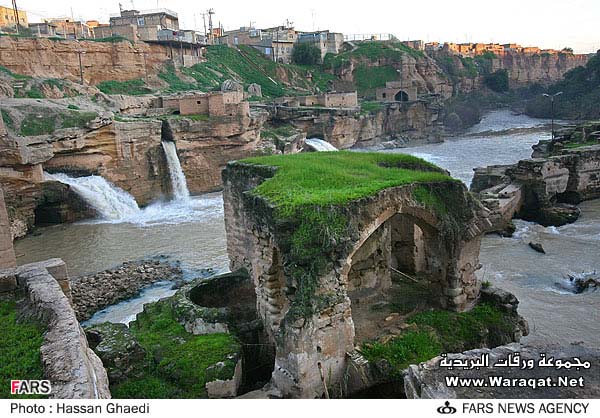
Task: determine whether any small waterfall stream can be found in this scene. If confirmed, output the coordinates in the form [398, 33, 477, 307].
[161, 141, 190, 200]
[304, 138, 338, 152]
[45, 172, 140, 220]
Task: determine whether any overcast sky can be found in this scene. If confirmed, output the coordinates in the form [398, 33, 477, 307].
[7, 0, 600, 53]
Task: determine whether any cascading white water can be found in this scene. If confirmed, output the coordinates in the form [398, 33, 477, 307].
[304, 138, 338, 152]
[161, 141, 190, 200]
[45, 172, 140, 220]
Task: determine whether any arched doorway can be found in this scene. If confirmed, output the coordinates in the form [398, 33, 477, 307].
[345, 211, 443, 343]
[394, 90, 409, 102]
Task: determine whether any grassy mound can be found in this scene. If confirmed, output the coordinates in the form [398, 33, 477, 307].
[111, 300, 240, 399]
[242, 151, 451, 215]
[0, 301, 45, 399]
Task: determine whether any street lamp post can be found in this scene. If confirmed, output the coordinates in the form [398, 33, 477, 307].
[543, 92, 563, 139]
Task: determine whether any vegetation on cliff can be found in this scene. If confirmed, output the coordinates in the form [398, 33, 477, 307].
[525, 52, 600, 120]
[0, 301, 45, 398]
[360, 303, 516, 375]
[109, 299, 240, 398]
[180, 45, 336, 97]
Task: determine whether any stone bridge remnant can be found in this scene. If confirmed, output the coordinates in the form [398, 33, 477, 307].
[222, 152, 492, 397]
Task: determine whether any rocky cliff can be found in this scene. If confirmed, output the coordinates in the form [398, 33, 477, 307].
[164, 111, 268, 194]
[0, 37, 172, 85]
[264, 102, 443, 150]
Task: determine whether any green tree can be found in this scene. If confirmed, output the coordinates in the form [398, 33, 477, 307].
[484, 69, 509, 92]
[292, 43, 322, 65]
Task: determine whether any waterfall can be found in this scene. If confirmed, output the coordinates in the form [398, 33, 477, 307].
[45, 172, 140, 220]
[161, 141, 190, 200]
[304, 138, 338, 152]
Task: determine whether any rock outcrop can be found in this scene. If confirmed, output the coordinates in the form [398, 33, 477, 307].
[164, 110, 268, 194]
[472, 141, 600, 229]
[263, 102, 442, 150]
[404, 342, 600, 398]
[71, 259, 183, 321]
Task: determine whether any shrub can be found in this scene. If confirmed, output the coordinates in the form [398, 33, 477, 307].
[96, 79, 153, 96]
[484, 69, 509, 93]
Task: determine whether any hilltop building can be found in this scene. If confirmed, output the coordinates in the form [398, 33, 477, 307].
[158, 91, 249, 118]
[0, 5, 28, 31]
[376, 81, 418, 102]
[93, 8, 180, 42]
[45, 18, 93, 39]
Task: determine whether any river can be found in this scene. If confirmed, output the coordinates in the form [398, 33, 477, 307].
[15, 110, 600, 343]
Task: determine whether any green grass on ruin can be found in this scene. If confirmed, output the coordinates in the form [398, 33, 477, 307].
[239, 151, 458, 319]
[360, 303, 514, 376]
[242, 151, 452, 216]
[111, 299, 240, 399]
[0, 301, 46, 399]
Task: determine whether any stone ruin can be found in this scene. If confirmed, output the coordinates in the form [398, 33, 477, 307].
[222, 159, 494, 398]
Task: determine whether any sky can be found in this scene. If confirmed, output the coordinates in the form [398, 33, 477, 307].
[6, 0, 600, 53]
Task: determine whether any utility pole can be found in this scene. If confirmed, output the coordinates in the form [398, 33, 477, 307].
[207, 8, 215, 45]
[77, 50, 86, 84]
[11, 0, 19, 34]
[543, 92, 563, 139]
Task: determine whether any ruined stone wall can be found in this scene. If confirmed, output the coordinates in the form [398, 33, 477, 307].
[1, 259, 110, 398]
[0, 186, 16, 269]
[222, 162, 493, 398]
[473, 145, 600, 228]
[0, 37, 173, 84]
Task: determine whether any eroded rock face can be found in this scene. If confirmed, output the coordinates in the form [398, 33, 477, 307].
[265, 102, 442, 150]
[165, 111, 268, 194]
[1, 118, 169, 236]
[404, 343, 600, 398]
[0, 37, 173, 85]
[222, 160, 493, 398]
[0, 187, 16, 269]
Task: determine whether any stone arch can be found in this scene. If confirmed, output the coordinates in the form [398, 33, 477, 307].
[394, 90, 409, 102]
[340, 205, 449, 342]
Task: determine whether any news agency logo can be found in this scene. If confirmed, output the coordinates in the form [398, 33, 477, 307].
[10, 380, 51, 396]
[437, 401, 457, 415]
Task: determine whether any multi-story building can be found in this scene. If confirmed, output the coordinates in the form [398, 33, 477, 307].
[29, 22, 58, 37]
[297, 31, 344, 60]
[100, 8, 179, 42]
[48, 18, 93, 39]
[0, 5, 28, 31]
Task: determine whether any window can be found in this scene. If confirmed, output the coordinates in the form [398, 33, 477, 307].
[137, 17, 145, 26]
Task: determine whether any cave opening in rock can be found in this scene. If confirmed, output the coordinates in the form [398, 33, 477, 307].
[346, 212, 441, 344]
